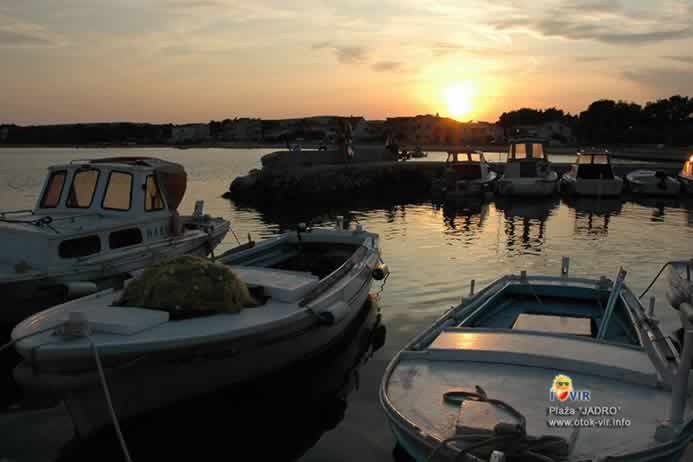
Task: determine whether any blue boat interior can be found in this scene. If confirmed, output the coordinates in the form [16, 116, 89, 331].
[459, 283, 640, 346]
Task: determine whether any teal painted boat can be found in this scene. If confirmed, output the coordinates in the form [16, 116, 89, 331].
[381, 260, 693, 461]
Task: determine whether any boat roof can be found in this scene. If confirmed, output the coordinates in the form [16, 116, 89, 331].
[48, 157, 184, 172]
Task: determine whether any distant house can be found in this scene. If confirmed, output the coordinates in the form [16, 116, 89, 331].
[386, 114, 465, 145]
[170, 124, 211, 144]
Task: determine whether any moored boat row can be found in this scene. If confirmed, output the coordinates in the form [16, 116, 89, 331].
[432, 140, 693, 202]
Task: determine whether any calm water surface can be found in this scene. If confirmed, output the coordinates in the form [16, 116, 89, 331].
[1, 148, 692, 461]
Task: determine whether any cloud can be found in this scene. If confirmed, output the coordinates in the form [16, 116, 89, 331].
[167, 0, 223, 7]
[372, 60, 401, 72]
[574, 56, 609, 62]
[429, 41, 512, 58]
[312, 41, 368, 64]
[622, 67, 693, 95]
[0, 18, 62, 47]
[489, 0, 693, 45]
[664, 55, 693, 65]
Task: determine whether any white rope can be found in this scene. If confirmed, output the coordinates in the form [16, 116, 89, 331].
[89, 337, 133, 462]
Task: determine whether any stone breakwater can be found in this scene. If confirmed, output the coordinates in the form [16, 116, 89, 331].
[225, 162, 446, 204]
[224, 160, 680, 204]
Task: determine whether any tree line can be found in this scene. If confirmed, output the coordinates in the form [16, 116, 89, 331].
[497, 95, 693, 146]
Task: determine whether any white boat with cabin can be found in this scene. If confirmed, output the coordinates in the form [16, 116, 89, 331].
[496, 138, 558, 196]
[11, 220, 387, 438]
[0, 157, 230, 319]
[432, 151, 497, 201]
[679, 155, 693, 194]
[560, 150, 624, 197]
[626, 169, 682, 196]
[381, 261, 693, 461]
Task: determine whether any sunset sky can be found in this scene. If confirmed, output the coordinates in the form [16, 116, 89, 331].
[1, 0, 692, 125]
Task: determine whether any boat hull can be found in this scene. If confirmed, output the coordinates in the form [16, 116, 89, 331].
[15, 279, 373, 438]
[626, 173, 681, 196]
[496, 177, 557, 196]
[560, 176, 623, 197]
[1, 222, 228, 321]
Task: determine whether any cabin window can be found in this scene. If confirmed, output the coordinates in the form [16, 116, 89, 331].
[592, 155, 608, 165]
[470, 153, 481, 162]
[684, 161, 692, 177]
[578, 155, 592, 165]
[58, 235, 101, 258]
[40, 170, 67, 208]
[145, 175, 164, 211]
[514, 144, 527, 160]
[109, 228, 143, 249]
[531, 144, 544, 158]
[102, 171, 133, 211]
[66, 169, 100, 208]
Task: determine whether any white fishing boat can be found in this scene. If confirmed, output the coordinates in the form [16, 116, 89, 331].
[560, 150, 623, 197]
[679, 155, 693, 194]
[432, 151, 497, 201]
[381, 260, 693, 461]
[11, 219, 387, 438]
[626, 169, 681, 196]
[0, 157, 230, 319]
[496, 138, 558, 196]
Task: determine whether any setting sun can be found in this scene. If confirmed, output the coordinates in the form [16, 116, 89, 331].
[445, 82, 475, 119]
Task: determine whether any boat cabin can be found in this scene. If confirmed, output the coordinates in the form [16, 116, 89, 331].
[444, 151, 489, 181]
[504, 138, 552, 179]
[570, 151, 616, 179]
[507, 138, 547, 162]
[0, 157, 188, 274]
[34, 157, 185, 218]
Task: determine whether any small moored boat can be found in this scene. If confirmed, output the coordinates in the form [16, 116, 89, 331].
[626, 169, 681, 196]
[496, 138, 558, 196]
[560, 150, 623, 197]
[12, 220, 387, 438]
[678, 155, 693, 193]
[0, 157, 229, 319]
[432, 151, 497, 201]
[381, 261, 693, 461]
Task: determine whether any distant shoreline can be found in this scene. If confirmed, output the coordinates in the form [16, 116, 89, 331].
[0, 143, 689, 161]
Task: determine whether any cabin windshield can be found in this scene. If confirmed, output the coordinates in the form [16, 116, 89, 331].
[145, 175, 165, 211]
[531, 143, 545, 159]
[513, 144, 527, 160]
[102, 171, 133, 211]
[40, 170, 66, 208]
[66, 169, 100, 208]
